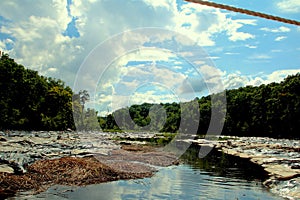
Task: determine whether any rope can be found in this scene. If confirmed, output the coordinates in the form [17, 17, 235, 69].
[185, 0, 300, 26]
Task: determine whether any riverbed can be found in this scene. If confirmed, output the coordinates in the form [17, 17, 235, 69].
[1, 131, 298, 199]
[10, 144, 283, 200]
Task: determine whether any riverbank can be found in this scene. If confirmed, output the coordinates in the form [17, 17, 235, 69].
[189, 136, 300, 200]
[0, 131, 177, 199]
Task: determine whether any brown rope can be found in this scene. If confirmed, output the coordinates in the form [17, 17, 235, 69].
[185, 0, 300, 26]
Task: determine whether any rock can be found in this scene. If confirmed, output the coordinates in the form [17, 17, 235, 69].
[190, 136, 300, 200]
[291, 163, 300, 169]
[1, 131, 298, 200]
[0, 164, 14, 173]
[264, 164, 299, 179]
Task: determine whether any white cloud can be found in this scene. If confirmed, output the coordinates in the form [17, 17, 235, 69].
[2, 0, 297, 115]
[275, 36, 287, 41]
[94, 60, 190, 113]
[249, 54, 272, 60]
[47, 67, 58, 72]
[0, 38, 14, 51]
[223, 69, 300, 89]
[271, 49, 282, 53]
[0, 0, 78, 77]
[224, 52, 239, 55]
[265, 69, 300, 83]
[260, 26, 291, 33]
[194, 60, 206, 65]
[117, 48, 174, 66]
[130, 91, 178, 105]
[0, 0, 258, 86]
[95, 66, 300, 114]
[223, 72, 249, 89]
[171, 3, 256, 46]
[222, 19, 256, 42]
[248, 77, 265, 86]
[209, 56, 220, 60]
[143, 0, 175, 10]
[197, 65, 225, 93]
[276, 0, 300, 13]
[245, 44, 257, 49]
[173, 66, 183, 70]
[198, 65, 225, 77]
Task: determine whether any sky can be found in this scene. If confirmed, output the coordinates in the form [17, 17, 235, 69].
[0, 0, 299, 116]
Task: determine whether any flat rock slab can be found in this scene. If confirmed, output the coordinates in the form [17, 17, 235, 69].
[213, 136, 300, 200]
[0, 164, 14, 174]
[263, 164, 300, 179]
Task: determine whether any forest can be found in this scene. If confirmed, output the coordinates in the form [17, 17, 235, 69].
[0, 53, 99, 131]
[100, 73, 300, 139]
[1, 54, 299, 138]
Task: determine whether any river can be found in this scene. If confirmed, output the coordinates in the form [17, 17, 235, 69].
[13, 145, 283, 200]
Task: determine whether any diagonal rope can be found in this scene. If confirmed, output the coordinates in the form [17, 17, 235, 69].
[185, 0, 300, 26]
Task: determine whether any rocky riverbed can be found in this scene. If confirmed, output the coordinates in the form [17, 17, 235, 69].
[0, 131, 177, 198]
[189, 136, 300, 200]
[0, 131, 299, 200]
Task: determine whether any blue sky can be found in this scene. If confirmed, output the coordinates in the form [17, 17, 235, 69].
[0, 0, 299, 116]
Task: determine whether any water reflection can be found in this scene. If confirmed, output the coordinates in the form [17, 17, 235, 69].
[15, 145, 283, 200]
[180, 144, 269, 181]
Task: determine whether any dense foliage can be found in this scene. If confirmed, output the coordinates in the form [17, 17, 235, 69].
[100, 73, 300, 139]
[224, 74, 300, 138]
[0, 54, 76, 130]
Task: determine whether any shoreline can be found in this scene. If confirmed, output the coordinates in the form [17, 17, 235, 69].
[0, 131, 299, 199]
[190, 136, 300, 200]
[0, 130, 178, 199]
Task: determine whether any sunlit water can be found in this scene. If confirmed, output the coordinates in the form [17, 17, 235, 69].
[16, 164, 282, 200]
[13, 145, 283, 200]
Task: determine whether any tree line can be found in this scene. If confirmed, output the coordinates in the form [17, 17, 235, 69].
[100, 73, 300, 139]
[0, 54, 98, 131]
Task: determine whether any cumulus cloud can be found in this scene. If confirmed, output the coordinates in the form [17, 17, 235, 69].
[223, 71, 249, 89]
[223, 69, 300, 89]
[169, 2, 256, 46]
[0, 0, 80, 79]
[276, 0, 300, 13]
[265, 69, 300, 83]
[0, 0, 257, 85]
[3, 0, 297, 115]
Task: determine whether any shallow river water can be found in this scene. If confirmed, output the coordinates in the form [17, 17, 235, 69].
[13, 145, 284, 200]
[23, 165, 281, 200]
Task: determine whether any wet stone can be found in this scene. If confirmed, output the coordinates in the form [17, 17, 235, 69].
[0, 164, 14, 174]
[210, 136, 300, 200]
[291, 162, 300, 169]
